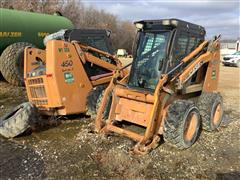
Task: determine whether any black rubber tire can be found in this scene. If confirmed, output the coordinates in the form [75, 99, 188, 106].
[163, 100, 201, 149]
[0, 102, 38, 138]
[96, 90, 112, 120]
[86, 85, 106, 117]
[0, 42, 35, 86]
[197, 92, 223, 131]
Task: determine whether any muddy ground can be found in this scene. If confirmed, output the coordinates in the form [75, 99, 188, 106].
[0, 65, 239, 179]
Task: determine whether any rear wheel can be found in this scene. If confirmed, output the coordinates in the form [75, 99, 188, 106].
[163, 100, 201, 149]
[197, 92, 223, 131]
[0, 42, 35, 86]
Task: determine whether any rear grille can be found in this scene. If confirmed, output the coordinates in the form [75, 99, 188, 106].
[30, 86, 46, 98]
[28, 78, 44, 85]
[27, 77, 48, 106]
[32, 99, 48, 106]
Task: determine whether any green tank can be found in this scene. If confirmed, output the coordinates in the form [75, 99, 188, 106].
[0, 8, 74, 86]
[0, 8, 74, 52]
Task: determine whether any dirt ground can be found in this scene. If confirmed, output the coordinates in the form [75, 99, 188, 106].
[0, 65, 239, 179]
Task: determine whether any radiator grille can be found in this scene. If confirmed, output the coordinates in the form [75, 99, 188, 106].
[28, 78, 44, 85]
[27, 77, 48, 106]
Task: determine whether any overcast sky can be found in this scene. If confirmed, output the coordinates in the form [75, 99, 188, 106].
[82, 0, 239, 40]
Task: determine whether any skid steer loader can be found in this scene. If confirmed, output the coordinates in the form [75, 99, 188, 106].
[0, 29, 126, 138]
[24, 29, 126, 116]
[95, 19, 223, 154]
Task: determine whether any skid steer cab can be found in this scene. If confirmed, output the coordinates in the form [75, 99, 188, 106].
[24, 29, 126, 116]
[96, 19, 223, 154]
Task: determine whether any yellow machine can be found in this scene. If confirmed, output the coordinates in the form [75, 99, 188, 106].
[95, 19, 223, 154]
[24, 29, 125, 116]
[0, 29, 128, 138]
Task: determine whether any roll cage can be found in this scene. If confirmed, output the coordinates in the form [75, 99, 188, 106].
[129, 19, 206, 91]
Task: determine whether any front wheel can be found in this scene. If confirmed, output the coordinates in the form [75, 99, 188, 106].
[163, 100, 201, 149]
[86, 85, 106, 117]
[96, 90, 112, 121]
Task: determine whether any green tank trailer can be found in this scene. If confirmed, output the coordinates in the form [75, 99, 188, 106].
[0, 8, 74, 86]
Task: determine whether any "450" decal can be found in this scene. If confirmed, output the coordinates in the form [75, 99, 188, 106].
[61, 60, 73, 67]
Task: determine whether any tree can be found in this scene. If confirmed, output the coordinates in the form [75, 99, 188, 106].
[0, 0, 135, 53]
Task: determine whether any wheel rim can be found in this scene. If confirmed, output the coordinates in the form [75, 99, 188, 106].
[213, 103, 222, 126]
[184, 112, 198, 142]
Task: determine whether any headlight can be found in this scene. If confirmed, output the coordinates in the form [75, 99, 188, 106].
[162, 20, 170, 25]
[135, 23, 144, 29]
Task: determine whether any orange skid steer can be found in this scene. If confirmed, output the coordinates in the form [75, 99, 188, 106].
[24, 29, 125, 116]
[0, 29, 126, 138]
[24, 40, 122, 116]
[95, 19, 224, 154]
